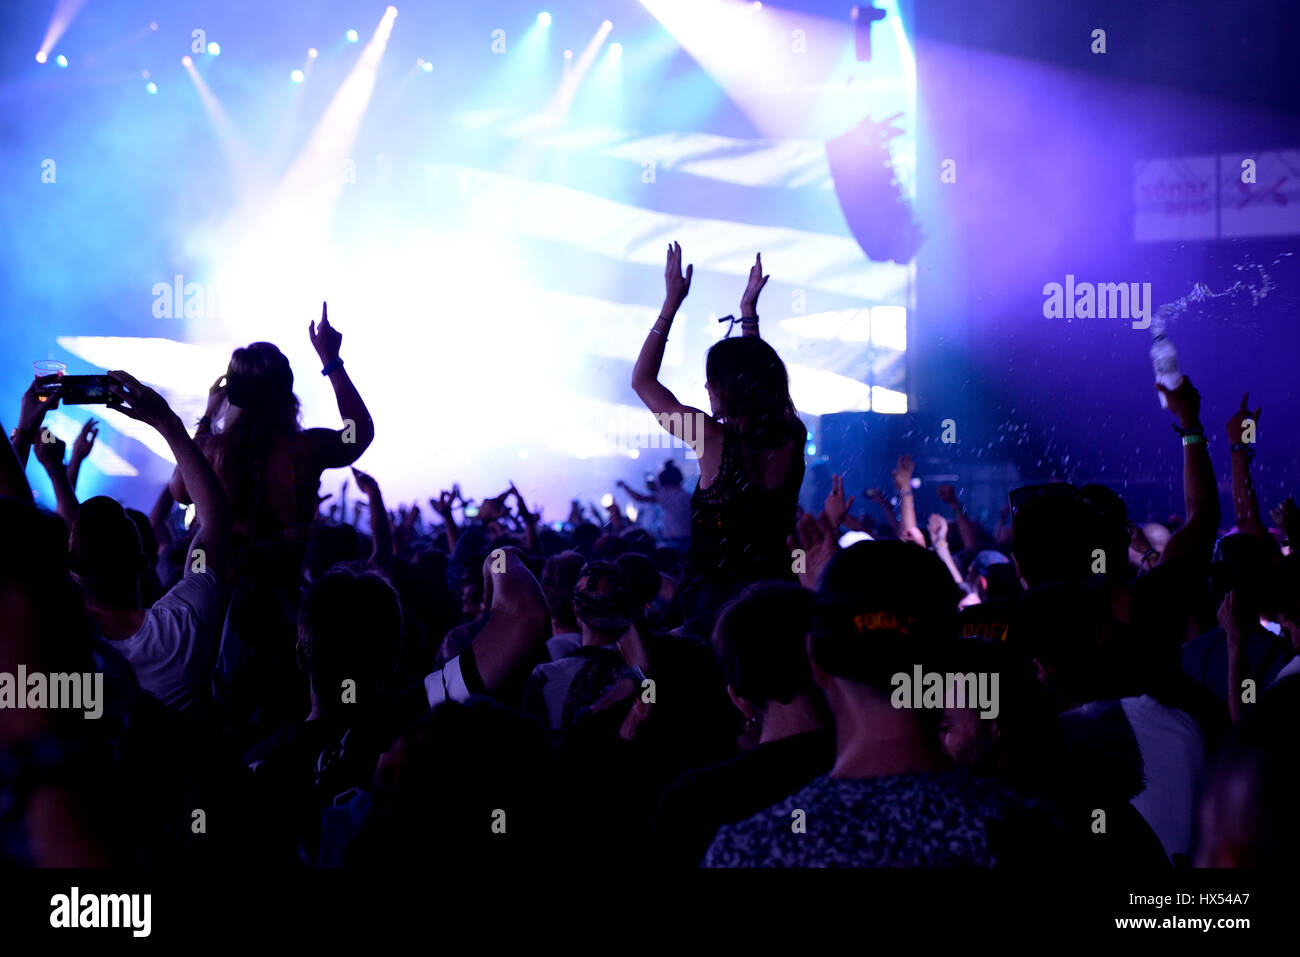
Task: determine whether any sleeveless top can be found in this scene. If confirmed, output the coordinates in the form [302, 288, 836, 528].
[690, 425, 804, 585]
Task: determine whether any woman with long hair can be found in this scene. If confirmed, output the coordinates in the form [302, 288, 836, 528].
[171, 302, 374, 547]
[632, 244, 805, 635]
[170, 302, 374, 734]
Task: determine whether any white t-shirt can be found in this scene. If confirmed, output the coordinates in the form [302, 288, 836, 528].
[112, 570, 224, 712]
[1120, 694, 1207, 863]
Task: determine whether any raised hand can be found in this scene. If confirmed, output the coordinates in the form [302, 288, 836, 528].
[509, 483, 535, 522]
[19, 377, 58, 434]
[105, 371, 176, 430]
[892, 453, 916, 493]
[204, 375, 228, 418]
[789, 510, 839, 591]
[740, 252, 769, 315]
[70, 418, 99, 463]
[33, 429, 66, 472]
[1225, 391, 1261, 444]
[432, 490, 456, 518]
[937, 483, 960, 507]
[351, 467, 380, 498]
[478, 491, 510, 524]
[824, 473, 855, 530]
[664, 241, 693, 311]
[1156, 376, 1202, 431]
[309, 301, 343, 365]
[928, 513, 949, 548]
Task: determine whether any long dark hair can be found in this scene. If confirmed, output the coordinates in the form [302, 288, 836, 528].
[705, 336, 802, 450]
[207, 342, 301, 527]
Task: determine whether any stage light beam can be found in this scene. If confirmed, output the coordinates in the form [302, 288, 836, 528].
[545, 20, 613, 123]
[35, 0, 87, 68]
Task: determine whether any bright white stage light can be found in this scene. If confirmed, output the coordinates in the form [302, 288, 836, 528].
[538, 11, 551, 26]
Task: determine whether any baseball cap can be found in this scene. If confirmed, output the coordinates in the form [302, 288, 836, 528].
[811, 540, 957, 688]
[573, 561, 632, 632]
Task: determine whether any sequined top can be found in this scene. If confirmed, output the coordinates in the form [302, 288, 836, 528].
[689, 425, 803, 585]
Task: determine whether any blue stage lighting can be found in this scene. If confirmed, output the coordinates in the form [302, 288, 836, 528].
[290, 69, 305, 83]
[146, 81, 157, 94]
[538, 12, 551, 26]
[207, 41, 221, 55]
[346, 29, 359, 43]
[56, 54, 68, 67]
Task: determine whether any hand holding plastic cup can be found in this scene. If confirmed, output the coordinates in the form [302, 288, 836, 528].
[33, 360, 66, 403]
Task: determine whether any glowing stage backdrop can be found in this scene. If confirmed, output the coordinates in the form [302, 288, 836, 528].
[1, 0, 915, 515]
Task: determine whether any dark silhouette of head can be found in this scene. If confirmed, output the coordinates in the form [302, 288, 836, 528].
[704, 336, 801, 448]
[541, 550, 585, 632]
[713, 581, 816, 709]
[297, 563, 402, 713]
[208, 342, 301, 521]
[68, 495, 148, 608]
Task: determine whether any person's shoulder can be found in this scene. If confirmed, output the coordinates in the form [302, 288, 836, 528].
[152, 568, 221, 611]
[702, 783, 814, 868]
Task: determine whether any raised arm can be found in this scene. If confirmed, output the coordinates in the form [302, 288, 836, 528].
[864, 487, 901, 538]
[351, 468, 392, 571]
[893, 454, 924, 546]
[431, 490, 460, 551]
[466, 546, 550, 692]
[938, 483, 984, 554]
[1226, 392, 1268, 540]
[509, 483, 540, 554]
[107, 371, 232, 579]
[305, 302, 375, 470]
[65, 417, 98, 494]
[739, 252, 768, 338]
[631, 242, 722, 454]
[616, 480, 657, 505]
[824, 473, 855, 532]
[149, 482, 176, 550]
[929, 513, 964, 585]
[33, 430, 78, 524]
[11, 376, 58, 471]
[168, 377, 226, 505]
[1157, 378, 1220, 566]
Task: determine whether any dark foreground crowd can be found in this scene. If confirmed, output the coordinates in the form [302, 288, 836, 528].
[2, 246, 1297, 869]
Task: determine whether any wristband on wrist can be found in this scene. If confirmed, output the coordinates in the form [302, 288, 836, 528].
[1181, 433, 1206, 446]
[321, 357, 344, 376]
[1229, 442, 1255, 457]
